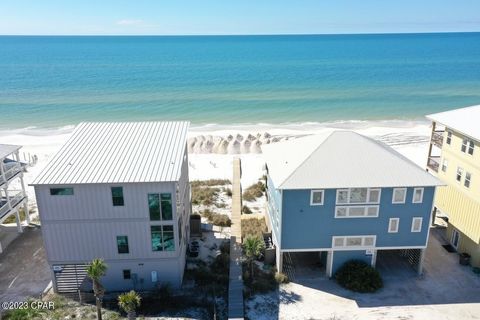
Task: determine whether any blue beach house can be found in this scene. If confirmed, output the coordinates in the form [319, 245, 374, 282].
[262, 131, 442, 278]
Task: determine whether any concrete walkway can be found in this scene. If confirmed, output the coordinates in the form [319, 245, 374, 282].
[228, 158, 244, 319]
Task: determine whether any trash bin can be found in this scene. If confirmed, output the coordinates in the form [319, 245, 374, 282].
[459, 253, 471, 265]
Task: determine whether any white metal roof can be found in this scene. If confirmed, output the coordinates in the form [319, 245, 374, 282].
[32, 121, 189, 185]
[0, 144, 21, 160]
[426, 105, 480, 141]
[262, 131, 442, 190]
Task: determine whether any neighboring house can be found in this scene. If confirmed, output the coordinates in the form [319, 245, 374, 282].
[426, 105, 480, 267]
[0, 144, 30, 253]
[31, 122, 191, 293]
[262, 131, 441, 277]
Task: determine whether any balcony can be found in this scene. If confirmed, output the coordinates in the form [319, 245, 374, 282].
[427, 156, 441, 173]
[431, 131, 444, 148]
[1, 160, 23, 186]
[0, 191, 26, 220]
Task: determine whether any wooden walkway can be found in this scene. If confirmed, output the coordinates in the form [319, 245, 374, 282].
[228, 158, 244, 319]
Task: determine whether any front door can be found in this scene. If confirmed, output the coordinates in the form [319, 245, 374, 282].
[451, 229, 460, 249]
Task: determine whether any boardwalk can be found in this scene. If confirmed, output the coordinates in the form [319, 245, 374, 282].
[228, 158, 244, 319]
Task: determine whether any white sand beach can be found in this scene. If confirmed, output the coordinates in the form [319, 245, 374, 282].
[0, 120, 432, 205]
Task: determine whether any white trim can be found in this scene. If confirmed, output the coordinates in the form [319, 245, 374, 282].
[412, 187, 424, 203]
[388, 218, 400, 233]
[280, 245, 427, 252]
[371, 250, 377, 267]
[451, 229, 461, 249]
[336, 188, 382, 205]
[411, 217, 423, 232]
[392, 188, 407, 204]
[310, 189, 324, 206]
[335, 205, 379, 218]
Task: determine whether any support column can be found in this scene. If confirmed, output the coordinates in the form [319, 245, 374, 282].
[276, 247, 283, 273]
[14, 209, 23, 233]
[371, 250, 378, 268]
[431, 207, 437, 226]
[417, 248, 426, 275]
[20, 176, 30, 224]
[326, 251, 334, 278]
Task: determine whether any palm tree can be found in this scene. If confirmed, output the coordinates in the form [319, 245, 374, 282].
[244, 236, 265, 280]
[86, 258, 108, 320]
[118, 290, 141, 320]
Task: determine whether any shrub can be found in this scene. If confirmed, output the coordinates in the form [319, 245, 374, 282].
[241, 217, 267, 239]
[191, 186, 220, 206]
[191, 179, 231, 187]
[243, 181, 266, 201]
[224, 188, 233, 197]
[211, 214, 231, 227]
[242, 205, 252, 214]
[275, 272, 289, 284]
[335, 260, 383, 293]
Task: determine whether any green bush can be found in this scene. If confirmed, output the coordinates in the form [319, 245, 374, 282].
[224, 188, 233, 197]
[335, 260, 383, 293]
[201, 209, 231, 227]
[243, 181, 266, 201]
[191, 186, 220, 206]
[275, 272, 289, 284]
[191, 179, 231, 187]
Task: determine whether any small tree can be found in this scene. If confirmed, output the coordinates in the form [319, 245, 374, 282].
[244, 236, 265, 279]
[118, 290, 141, 320]
[87, 258, 108, 320]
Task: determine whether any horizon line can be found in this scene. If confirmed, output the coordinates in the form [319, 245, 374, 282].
[1, 31, 480, 37]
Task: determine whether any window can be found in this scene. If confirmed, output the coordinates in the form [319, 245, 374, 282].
[456, 167, 463, 183]
[50, 188, 74, 196]
[441, 159, 448, 172]
[411, 217, 423, 232]
[111, 187, 124, 206]
[123, 269, 131, 280]
[446, 131, 452, 145]
[116, 236, 129, 254]
[332, 235, 376, 248]
[392, 188, 407, 204]
[310, 190, 324, 205]
[335, 206, 379, 218]
[413, 188, 424, 203]
[336, 188, 381, 204]
[461, 139, 474, 155]
[388, 218, 399, 233]
[160, 193, 173, 220]
[151, 225, 175, 251]
[465, 172, 472, 188]
[148, 194, 160, 220]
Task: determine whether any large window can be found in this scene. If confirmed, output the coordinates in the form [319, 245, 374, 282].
[310, 190, 324, 205]
[412, 188, 424, 203]
[411, 217, 423, 232]
[111, 187, 124, 206]
[388, 218, 399, 233]
[50, 188, 74, 196]
[335, 206, 379, 218]
[336, 188, 381, 204]
[151, 225, 175, 251]
[332, 235, 376, 249]
[392, 188, 407, 204]
[461, 138, 475, 155]
[116, 236, 129, 254]
[148, 193, 173, 220]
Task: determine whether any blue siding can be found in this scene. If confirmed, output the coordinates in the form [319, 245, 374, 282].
[332, 250, 373, 275]
[280, 186, 435, 250]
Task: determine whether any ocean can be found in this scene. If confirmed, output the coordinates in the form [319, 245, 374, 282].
[1, 33, 480, 130]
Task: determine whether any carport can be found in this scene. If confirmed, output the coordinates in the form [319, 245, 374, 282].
[374, 248, 426, 276]
[281, 251, 331, 281]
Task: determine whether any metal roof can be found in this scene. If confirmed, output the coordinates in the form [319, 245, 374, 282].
[262, 131, 442, 190]
[0, 144, 21, 160]
[426, 105, 480, 141]
[32, 121, 189, 185]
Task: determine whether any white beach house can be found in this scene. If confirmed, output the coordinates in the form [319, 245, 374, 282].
[31, 122, 191, 293]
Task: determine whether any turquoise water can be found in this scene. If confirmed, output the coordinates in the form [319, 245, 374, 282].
[1, 33, 480, 129]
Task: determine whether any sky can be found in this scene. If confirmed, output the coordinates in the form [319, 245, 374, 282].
[0, 0, 480, 35]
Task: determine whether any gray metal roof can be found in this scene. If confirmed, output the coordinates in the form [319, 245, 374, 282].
[426, 105, 480, 141]
[262, 131, 442, 190]
[0, 144, 21, 160]
[32, 121, 189, 185]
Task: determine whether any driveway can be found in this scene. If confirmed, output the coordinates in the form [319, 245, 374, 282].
[0, 225, 51, 304]
[246, 227, 480, 320]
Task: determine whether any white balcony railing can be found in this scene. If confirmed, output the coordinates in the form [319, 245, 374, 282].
[1, 161, 22, 184]
[0, 191, 26, 218]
